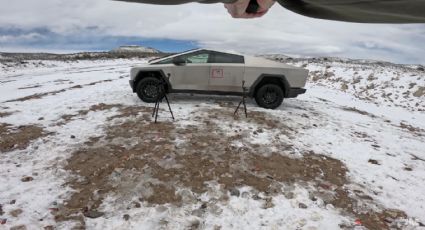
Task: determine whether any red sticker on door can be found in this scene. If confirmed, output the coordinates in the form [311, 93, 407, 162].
[211, 68, 224, 78]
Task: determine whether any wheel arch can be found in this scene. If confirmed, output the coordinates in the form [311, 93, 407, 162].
[249, 74, 291, 98]
[133, 69, 171, 93]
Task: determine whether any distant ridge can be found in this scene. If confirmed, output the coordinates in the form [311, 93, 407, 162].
[111, 45, 160, 54]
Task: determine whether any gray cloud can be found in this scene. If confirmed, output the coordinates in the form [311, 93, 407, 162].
[0, 0, 424, 64]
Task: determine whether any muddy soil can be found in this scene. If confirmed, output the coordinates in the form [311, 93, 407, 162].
[0, 123, 47, 152]
[58, 104, 409, 230]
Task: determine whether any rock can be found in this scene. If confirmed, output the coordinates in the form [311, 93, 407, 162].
[0, 218, 6, 225]
[263, 197, 274, 209]
[10, 200, 16, 204]
[284, 191, 294, 199]
[190, 219, 200, 229]
[341, 83, 349, 91]
[298, 203, 308, 209]
[252, 194, 261, 200]
[413, 87, 425, 97]
[10, 225, 27, 230]
[229, 188, 240, 197]
[70, 135, 76, 139]
[0, 204, 3, 216]
[191, 208, 204, 217]
[123, 214, 130, 221]
[83, 210, 104, 219]
[368, 159, 380, 165]
[200, 203, 207, 209]
[10, 209, 23, 217]
[44, 226, 54, 230]
[241, 192, 250, 199]
[21, 176, 34, 182]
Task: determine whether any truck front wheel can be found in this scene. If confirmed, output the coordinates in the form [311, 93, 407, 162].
[255, 84, 284, 109]
[136, 77, 161, 103]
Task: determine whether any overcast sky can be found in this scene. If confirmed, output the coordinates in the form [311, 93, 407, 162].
[0, 0, 424, 64]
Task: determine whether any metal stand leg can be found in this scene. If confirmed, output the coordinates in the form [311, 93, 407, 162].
[234, 81, 248, 118]
[152, 80, 174, 123]
[164, 94, 175, 120]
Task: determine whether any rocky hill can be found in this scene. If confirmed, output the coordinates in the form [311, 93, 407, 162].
[261, 54, 425, 112]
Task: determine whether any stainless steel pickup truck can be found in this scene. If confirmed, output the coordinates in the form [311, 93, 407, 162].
[129, 49, 308, 109]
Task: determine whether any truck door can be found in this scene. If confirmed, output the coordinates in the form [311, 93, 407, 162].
[170, 51, 211, 91]
[208, 51, 245, 93]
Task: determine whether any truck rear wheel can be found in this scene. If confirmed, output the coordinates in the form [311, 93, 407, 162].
[255, 84, 284, 109]
[136, 77, 161, 103]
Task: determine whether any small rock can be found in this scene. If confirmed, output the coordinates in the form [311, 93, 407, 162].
[44, 226, 54, 230]
[404, 167, 413, 171]
[70, 135, 76, 139]
[190, 219, 200, 229]
[0, 218, 6, 225]
[10, 200, 16, 204]
[229, 188, 240, 197]
[83, 210, 104, 219]
[298, 203, 308, 209]
[263, 197, 274, 209]
[200, 203, 207, 209]
[385, 209, 400, 219]
[123, 214, 130, 221]
[21, 176, 34, 182]
[38, 117, 44, 121]
[241, 192, 250, 199]
[10, 209, 23, 217]
[0, 204, 3, 215]
[284, 191, 294, 199]
[132, 201, 141, 208]
[252, 194, 261, 200]
[368, 159, 380, 165]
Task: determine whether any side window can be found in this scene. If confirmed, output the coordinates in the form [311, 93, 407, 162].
[210, 52, 244, 64]
[154, 58, 173, 64]
[186, 53, 210, 64]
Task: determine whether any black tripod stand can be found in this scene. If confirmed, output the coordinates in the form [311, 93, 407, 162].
[152, 78, 174, 123]
[234, 80, 248, 118]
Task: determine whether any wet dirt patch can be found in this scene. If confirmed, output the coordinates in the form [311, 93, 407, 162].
[58, 105, 410, 230]
[57, 103, 124, 126]
[0, 123, 47, 152]
[398, 122, 424, 137]
[17, 85, 42, 90]
[0, 111, 13, 118]
[342, 107, 376, 118]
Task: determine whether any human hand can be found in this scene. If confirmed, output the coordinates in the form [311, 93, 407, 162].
[224, 0, 276, 18]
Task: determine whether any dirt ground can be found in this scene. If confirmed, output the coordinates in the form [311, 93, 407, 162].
[49, 103, 409, 230]
[0, 123, 47, 153]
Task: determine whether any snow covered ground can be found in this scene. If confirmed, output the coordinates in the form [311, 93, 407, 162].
[0, 58, 424, 230]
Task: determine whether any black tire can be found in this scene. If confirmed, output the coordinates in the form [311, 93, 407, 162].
[255, 84, 284, 109]
[136, 77, 161, 103]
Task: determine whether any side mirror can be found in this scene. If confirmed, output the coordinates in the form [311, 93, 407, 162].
[173, 57, 185, 66]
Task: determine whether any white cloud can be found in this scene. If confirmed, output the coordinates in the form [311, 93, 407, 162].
[0, 0, 424, 64]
